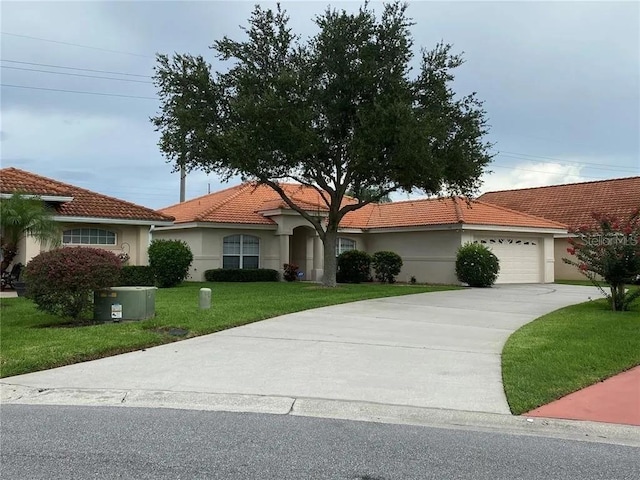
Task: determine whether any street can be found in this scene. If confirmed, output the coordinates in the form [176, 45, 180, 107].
[1, 405, 637, 480]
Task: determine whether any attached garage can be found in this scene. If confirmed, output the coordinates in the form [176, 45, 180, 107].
[473, 236, 543, 284]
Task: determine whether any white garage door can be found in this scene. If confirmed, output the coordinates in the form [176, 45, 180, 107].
[473, 236, 542, 284]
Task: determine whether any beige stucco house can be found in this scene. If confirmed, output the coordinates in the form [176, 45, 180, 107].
[0, 168, 174, 266]
[154, 183, 566, 284]
[479, 176, 640, 281]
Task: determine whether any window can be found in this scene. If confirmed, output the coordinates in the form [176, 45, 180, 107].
[223, 234, 260, 269]
[335, 237, 356, 256]
[62, 228, 116, 245]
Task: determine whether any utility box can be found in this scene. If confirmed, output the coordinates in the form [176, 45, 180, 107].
[94, 286, 156, 321]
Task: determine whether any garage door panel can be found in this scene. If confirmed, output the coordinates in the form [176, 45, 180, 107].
[473, 236, 542, 284]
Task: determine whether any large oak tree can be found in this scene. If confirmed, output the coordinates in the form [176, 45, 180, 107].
[152, 2, 493, 286]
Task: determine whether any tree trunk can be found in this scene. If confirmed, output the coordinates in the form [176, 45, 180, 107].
[609, 283, 626, 311]
[322, 229, 337, 287]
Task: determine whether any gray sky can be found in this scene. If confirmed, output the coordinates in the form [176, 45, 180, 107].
[1, 0, 638, 209]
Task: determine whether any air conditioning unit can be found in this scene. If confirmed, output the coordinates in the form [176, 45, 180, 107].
[94, 286, 156, 322]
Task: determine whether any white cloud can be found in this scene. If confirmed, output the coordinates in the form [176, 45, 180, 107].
[479, 162, 589, 194]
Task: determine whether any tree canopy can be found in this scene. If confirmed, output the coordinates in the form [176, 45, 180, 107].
[563, 210, 640, 311]
[152, 2, 493, 286]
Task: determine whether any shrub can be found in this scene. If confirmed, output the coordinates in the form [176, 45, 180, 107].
[283, 263, 299, 282]
[337, 250, 372, 283]
[23, 247, 122, 321]
[148, 239, 193, 288]
[455, 242, 500, 287]
[563, 210, 640, 311]
[120, 265, 155, 286]
[204, 268, 279, 282]
[372, 251, 403, 283]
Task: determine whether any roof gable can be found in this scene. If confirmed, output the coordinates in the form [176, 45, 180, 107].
[479, 177, 640, 230]
[0, 167, 174, 223]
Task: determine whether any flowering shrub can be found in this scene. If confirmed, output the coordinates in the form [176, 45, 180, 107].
[372, 251, 403, 283]
[148, 239, 193, 288]
[283, 263, 300, 282]
[563, 210, 640, 311]
[455, 243, 500, 287]
[24, 247, 122, 321]
[337, 250, 372, 283]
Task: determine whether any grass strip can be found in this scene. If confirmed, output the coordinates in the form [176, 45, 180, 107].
[502, 298, 640, 415]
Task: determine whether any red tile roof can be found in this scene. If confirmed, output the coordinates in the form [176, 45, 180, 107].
[342, 197, 565, 229]
[0, 167, 174, 223]
[479, 177, 640, 230]
[161, 183, 341, 225]
[161, 182, 565, 230]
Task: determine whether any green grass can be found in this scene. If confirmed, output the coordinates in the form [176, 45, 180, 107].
[502, 299, 640, 415]
[0, 282, 458, 378]
[554, 279, 611, 287]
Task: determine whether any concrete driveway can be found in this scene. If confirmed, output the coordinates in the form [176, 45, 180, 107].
[2, 284, 600, 416]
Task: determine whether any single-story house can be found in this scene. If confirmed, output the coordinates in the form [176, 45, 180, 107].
[154, 183, 566, 284]
[479, 176, 640, 280]
[0, 167, 174, 266]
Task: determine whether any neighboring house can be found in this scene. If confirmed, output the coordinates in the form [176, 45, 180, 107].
[0, 168, 174, 266]
[479, 176, 640, 280]
[155, 183, 566, 284]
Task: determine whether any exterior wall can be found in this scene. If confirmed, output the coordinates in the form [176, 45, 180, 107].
[554, 237, 584, 280]
[16, 223, 151, 266]
[362, 229, 462, 284]
[153, 227, 279, 281]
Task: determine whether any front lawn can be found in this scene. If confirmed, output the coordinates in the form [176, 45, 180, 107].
[0, 282, 457, 378]
[502, 298, 640, 415]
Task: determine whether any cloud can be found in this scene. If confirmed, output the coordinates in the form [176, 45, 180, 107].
[479, 162, 588, 193]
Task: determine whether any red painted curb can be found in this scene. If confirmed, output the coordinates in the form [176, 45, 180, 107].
[525, 366, 640, 426]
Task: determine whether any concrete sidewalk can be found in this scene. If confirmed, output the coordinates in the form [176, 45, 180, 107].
[1, 284, 601, 416]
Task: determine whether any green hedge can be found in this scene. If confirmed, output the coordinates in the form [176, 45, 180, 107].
[119, 265, 156, 286]
[204, 268, 279, 282]
[337, 250, 372, 283]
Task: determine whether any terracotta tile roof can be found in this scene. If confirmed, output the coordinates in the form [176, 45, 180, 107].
[342, 197, 565, 230]
[479, 177, 640, 230]
[0, 167, 174, 223]
[161, 183, 343, 225]
[162, 182, 564, 230]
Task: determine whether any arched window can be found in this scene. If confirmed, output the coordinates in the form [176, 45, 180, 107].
[223, 234, 260, 269]
[62, 228, 116, 245]
[335, 237, 356, 256]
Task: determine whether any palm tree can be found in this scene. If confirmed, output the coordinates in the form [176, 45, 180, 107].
[0, 192, 61, 272]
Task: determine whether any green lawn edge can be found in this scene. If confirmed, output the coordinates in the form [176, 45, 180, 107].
[501, 298, 640, 415]
[1, 282, 459, 378]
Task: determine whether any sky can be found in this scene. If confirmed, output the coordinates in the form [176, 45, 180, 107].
[1, 0, 638, 210]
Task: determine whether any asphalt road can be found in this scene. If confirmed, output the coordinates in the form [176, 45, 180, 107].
[1, 405, 637, 480]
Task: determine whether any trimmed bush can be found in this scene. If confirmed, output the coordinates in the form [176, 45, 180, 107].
[148, 239, 193, 288]
[337, 250, 372, 283]
[372, 251, 403, 283]
[120, 265, 155, 286]
[455, 242, 500, 287]
[204, 268, 279, 282]
[23, 247, 122, 321]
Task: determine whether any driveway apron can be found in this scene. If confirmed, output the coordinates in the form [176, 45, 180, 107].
[1, 285, 599, 414]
